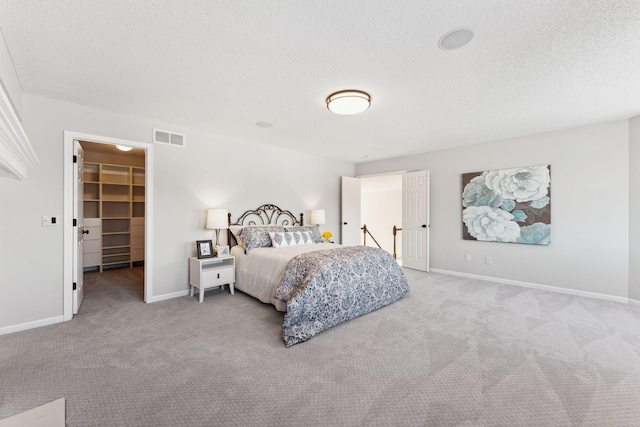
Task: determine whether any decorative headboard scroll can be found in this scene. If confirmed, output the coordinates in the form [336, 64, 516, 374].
[227, 204, 304, 246]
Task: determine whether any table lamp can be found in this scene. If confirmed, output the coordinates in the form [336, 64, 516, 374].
[206, 208, 228, 249]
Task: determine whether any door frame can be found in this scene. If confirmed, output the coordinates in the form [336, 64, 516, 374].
[354, 171, 406, 249]
[356, 170, 429, 269]
[63, 131, 154, 321]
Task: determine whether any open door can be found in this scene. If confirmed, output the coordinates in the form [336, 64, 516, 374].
[341, 176, 361, 246]
[73, 141, 85, 314]
[402, 171, 429, 271]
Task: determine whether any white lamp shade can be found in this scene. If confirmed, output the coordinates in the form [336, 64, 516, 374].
[310, 209, 326, 225]
[206, 208, 228, 229]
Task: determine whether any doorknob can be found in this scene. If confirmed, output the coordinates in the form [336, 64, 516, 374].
[83, 229, 90, 234]
[421, 224, 427, 228]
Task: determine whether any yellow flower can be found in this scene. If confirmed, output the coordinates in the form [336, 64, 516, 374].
[322, 231, 332, 239]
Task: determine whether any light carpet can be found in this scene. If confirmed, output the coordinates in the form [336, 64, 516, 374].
[1, 267, 640, 426]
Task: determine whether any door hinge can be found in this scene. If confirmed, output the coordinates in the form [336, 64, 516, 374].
[73, 218, 77, 227]
[73, 155, 77, 163]
[73, 282, 77, 291]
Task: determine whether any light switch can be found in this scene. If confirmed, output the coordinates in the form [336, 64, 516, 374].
[42, 215, 58, 226]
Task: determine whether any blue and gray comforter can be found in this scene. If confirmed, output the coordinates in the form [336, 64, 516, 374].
[274, 245, 409, 347]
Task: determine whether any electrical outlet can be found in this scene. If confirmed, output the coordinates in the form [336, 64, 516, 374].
[465, 254, 471, 262]
[485, 256, 492, 265]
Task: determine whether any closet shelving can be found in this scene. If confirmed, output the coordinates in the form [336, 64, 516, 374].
[83, 162, 145, 271]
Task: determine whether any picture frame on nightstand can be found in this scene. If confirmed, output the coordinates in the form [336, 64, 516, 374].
[217, 245, 230, 257]
[196, 240, 214, 259]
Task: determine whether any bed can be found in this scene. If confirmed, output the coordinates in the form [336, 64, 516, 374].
[228, 204, 409, 346]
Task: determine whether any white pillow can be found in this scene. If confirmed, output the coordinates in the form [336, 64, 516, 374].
[269, 231, 314, 248]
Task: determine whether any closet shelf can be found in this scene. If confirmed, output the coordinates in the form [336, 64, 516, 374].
[102, 246, 129, 257]
[81, 160, 145, 272]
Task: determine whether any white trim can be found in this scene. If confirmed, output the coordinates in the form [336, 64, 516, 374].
[0, 81, 38, 179]
[430, 268, 629, 304]
[0, 316, 64, 336]
[63, 131, 154, 323]
[356, 170, 407, 178]
[629, 298, 640, 307]
[144, 143, 154, 302]
[63, 135, 72, 320]
[148, 290, 190, 303]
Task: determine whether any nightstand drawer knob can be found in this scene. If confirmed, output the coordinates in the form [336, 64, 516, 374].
[217, 273, 220, 279]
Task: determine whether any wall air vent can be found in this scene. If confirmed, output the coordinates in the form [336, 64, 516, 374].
[153, 128, 185, 148]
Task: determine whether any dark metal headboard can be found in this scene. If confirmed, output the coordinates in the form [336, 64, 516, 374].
[227, 204, 304, 246]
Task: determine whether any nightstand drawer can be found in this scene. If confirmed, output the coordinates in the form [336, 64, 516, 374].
[202, 267, 234, 286]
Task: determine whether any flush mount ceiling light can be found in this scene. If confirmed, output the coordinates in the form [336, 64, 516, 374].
[438, 28, 474, 50]
[115, 145, 133, 152]
[326, 90, 370, 115]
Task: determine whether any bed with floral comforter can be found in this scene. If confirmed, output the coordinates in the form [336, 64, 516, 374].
[274, 245, 409, 347]
[228, 205, 409, 346]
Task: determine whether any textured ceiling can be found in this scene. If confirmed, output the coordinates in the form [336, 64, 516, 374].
[1, 1, 639, 163]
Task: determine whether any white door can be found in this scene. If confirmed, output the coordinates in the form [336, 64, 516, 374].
[341, 176, 361, 246]
[402, 171, 429, 271]
[73, 141, 85, 314]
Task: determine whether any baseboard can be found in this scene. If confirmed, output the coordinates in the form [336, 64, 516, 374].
[0, 315, 64, 336]
[629, 298, 640, 307]
[430, 268, 629, 304]
[148, 289, 190, 303]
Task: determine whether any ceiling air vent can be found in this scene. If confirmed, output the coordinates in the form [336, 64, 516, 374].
[153, 128, 185, 148]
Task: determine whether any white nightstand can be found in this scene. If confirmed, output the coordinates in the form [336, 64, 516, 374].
[189, 256, 235, 302]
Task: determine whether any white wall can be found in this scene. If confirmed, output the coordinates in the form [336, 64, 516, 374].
[0, 93, 353, 330]
[356, 121, 630, 299]
[630, 116, 640, 302]
[361, 190, 402, 258]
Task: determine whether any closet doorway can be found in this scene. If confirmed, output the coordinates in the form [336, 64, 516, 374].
[63, 131, 154, 321]
[80, 141, 146, 274]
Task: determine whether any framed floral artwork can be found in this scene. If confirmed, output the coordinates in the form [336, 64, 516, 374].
[462, 165, 551, 245]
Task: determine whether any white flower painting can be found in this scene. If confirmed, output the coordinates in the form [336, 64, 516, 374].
[462, 165, 551, 245]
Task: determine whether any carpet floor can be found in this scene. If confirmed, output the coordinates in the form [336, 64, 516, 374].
[1, 267, 640, 426]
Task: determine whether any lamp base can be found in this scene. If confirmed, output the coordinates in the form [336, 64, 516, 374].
[214, 229, 221, 256]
